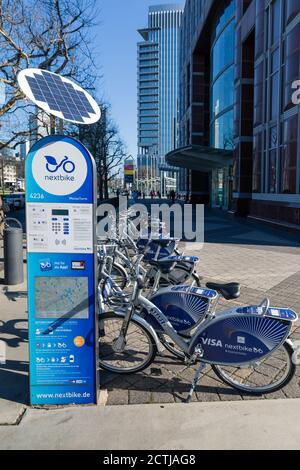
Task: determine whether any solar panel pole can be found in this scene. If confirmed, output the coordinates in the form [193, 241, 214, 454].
[58, 118, 64, 134]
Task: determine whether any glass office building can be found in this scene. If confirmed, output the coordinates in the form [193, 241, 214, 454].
[166, 0, 300, 227]
[137, 4, 183, 195]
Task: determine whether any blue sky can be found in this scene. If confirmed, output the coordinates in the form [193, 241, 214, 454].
[96, 0, 184, 159]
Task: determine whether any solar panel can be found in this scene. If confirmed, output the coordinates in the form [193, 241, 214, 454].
[17, 68, 101, 125]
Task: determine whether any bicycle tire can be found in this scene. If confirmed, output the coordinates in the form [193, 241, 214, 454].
[99, 312, 157, 374]
[110, 263, 129, 290]
[212, 341, 296, 394]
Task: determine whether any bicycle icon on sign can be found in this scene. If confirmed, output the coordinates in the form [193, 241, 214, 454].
[45, 155, 75, 174]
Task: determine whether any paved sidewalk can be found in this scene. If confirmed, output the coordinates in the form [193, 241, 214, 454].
[102, 210, 300, 405]
[1, 398, 300, 450]
[0, 240, 28, 425]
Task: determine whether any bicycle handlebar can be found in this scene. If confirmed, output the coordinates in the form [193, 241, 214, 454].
[259, 298, 270, 316]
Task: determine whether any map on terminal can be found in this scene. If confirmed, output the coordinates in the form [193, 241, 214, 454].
[34, 277, 89, 319]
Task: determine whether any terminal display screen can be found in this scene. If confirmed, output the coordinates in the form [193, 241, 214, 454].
[34, 276, 89, 319]
[52, 209, 69, 216]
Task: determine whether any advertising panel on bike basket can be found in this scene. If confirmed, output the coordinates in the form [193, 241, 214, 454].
[26, 135, 98, 405]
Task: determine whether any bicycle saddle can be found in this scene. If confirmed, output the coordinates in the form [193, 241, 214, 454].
[151, 238, 176, 248]
[206, 282, 241, 300]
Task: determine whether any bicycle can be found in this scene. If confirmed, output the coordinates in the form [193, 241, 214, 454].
[97, 235, 201, 294]
[99, 258, 298, 401]
[97, 207, 201, 290]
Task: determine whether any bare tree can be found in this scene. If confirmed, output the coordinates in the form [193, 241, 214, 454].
[78, 105, 126, 200]
[0, 0, 98, 150]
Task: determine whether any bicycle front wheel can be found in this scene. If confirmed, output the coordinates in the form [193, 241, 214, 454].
[99, 312, 157, 374]
[212, 341, 295, 394]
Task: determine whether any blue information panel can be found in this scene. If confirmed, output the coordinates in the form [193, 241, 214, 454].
[26, 135, 98, 405]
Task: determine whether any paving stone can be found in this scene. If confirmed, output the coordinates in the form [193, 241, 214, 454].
[263, 389, 287, 400]
[174, 387, 198, 404]
[150, 389, 175, 404]
[106, 389, 129, 406]
[128, 375, 169, 392]
[281, 377, 300, 399]
[129, 390, 152, 405]
[195, 376, 223, 402]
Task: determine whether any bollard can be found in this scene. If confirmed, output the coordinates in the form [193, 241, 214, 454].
[3, 218, 24, 285]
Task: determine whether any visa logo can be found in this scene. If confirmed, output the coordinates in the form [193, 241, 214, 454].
[201, 337, 223, 347]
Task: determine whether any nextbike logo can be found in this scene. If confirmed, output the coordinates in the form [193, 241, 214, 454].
[45, 155, 75, 173]
[40, 259, 52, 272]
[32, 141, 87, 196]
[201, 336, 264, 354]
[168, 316, 192, 326]
[44, 156, 76, 182]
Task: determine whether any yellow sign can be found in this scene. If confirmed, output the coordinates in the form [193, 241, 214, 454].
[74, 336, 85, 348]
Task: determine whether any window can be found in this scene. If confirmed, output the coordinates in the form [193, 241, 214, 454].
[139, 88, 159, 95]
[211, 66, 234, 118]
[140, 95, 158, 103]
[270, 71, 279, 120]
[283, 23, 300, 111]
[254, 62, 264, 127]
[280, 115, 297, 194]
[271, 0, 281, 45]
[252, 133, 263, 192]
[285, 0, 300, 25]
[211, 19, 235, 80]
[268, 126, 278, 193]
[139, 102, 159, 110]
[139, 123, 158, 131]
[140, 116, 159, 123]
[187, 63, 190, 108]
[140, 130, 158, 137]
[210, 1, 235, 151]
[211, 111, 234, 150]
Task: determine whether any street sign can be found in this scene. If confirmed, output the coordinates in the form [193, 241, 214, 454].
[124, 158, 135, 185]
[26, 135, 98, 405]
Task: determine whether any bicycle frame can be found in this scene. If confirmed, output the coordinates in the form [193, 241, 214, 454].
[136, 292, 191, 355]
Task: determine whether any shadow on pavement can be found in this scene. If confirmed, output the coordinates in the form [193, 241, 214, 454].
[0, 360, 29, 405]
[1, 287, 27, 301]
[0, 318, 28, 348]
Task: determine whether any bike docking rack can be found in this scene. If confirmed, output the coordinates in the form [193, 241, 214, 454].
[18, 68, 102, 406]
[97, 232, 299, 402]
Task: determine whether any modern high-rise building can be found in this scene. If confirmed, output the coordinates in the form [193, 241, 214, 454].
[137, 4, 183, 195]
[166, 0, 300, 227]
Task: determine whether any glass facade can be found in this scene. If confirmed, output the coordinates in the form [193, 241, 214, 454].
[252, 0, 300, 200]
[177, 0, 300, 224]
[137, 4, 183, 192]
[210, 0, 235, 151]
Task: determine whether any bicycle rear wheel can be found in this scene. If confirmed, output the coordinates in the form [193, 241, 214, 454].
[110, 263, 128, 290]
[99, 312, 157, 374]
[212, 341, 295, 394]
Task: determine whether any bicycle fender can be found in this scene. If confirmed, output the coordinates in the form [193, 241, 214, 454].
[113, 262, 131, 288]
[133, 314, 162, 351]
